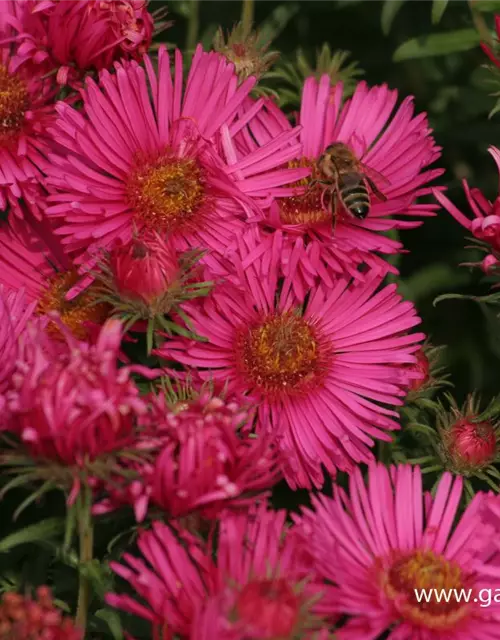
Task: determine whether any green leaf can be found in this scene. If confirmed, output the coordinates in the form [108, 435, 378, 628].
[431, 0, 449, 24]
[393, 29, 481, 61]
[95, 609, 124, 640]
[403, 264, 470, 302]
[381, 0, 406, 35]
[473, 0, 500, 12]
[0, 518, 65, 553]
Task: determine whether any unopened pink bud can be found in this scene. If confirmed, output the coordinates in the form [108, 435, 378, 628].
[110, 235, 180, 305]
[448, 418, 497, 467]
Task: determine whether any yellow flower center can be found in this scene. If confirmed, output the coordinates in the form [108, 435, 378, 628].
[279, 158, 331, 226]
[127, 152, 206, 233]
[236, 311, 325, 397]
[381, 549, 471, 631]
[0, 64, 29, 145]
[37, 270, 110, 340]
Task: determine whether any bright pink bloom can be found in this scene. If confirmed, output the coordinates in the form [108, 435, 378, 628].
[4, 318, 148, 465]
[0, 218, 109, 338]
[109, 234, 180, 305]
[0, 44, 57, 219]
[157, 230, 425, 488]
[434, 147, 500, 253]
[230, 77, 442, 288]
[107, 504, 324, 639]
[94, 390, 281, 522]
[295, 464, 500, 639]
[45, 46, 307, 271]
[5, 0, 154, 86]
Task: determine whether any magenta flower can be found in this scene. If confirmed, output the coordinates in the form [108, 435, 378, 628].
[45, 46, 307, 271]
[0, 44, 57, 219]
[434, 146, 500, 254]
[94, 389, 281, 522]
[295, 463, 500, 639]
[6, 0, 155, 86]
[0, 218, 109, 339]
[107, 504, 324, 639]
[157, 230, 424, 488]
[231, 77, 442, 288]
[4, 317, 148, 466]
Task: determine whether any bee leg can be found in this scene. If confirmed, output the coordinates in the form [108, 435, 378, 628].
[331, 191, 338, 233]
[304, 178, 329, 196]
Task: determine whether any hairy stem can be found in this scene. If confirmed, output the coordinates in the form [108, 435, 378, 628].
[186, 0, 200, 53]
[76, 485, 93, 634]
[241, 0, 255, 36]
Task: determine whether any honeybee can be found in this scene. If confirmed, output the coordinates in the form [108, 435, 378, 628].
[310, 142, 388, 227]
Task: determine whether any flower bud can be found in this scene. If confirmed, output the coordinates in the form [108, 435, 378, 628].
[110, 235, 180, 305]
[408, 348, 430, 392]
[447, 418, 497, 469]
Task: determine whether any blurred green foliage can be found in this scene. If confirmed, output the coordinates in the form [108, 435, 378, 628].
[163, 0, 500, 404]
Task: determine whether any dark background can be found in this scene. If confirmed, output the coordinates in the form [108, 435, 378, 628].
[163, 0, 500, 405]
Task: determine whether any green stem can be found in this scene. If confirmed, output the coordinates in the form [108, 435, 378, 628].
[469, 0, 493, 48]
[76, 485, 93, 634]
[241, 0, 255, 36]
[185, 0, 200, 53]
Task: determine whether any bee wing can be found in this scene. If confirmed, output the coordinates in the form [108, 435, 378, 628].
[357, 162, 390, 201]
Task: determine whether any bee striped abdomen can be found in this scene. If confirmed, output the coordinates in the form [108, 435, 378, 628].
[339, 177, 371, 219]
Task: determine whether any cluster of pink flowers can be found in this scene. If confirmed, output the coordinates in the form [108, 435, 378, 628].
[0, 2, 499, 639]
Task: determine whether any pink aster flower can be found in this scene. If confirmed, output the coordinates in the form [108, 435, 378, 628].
[4, 317, 148, 466]
[0, 218, 109, 339]
[94, 388, 280, 522]
[5, 0, 155, 86]
[434, 146, 500, 255]
[107, 504, 325, 639]
[0, 42, 58, 219]
[44, 46, 307, 271]
[230, 77, 442, 288]
[295, 463, 500, 640]
[156, 230, 425, 489]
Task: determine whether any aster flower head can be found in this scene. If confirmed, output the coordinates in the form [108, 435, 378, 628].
[295, 463, 500, 639]
[0, 586, 82, 640]
[45, 45, 307, 271]
[0, 317, 154, 505]
[157, 229, 425, 489]
[0, 40, 58, 219]
[6, 0, 155, 86]
[234, 76, 442, 287]
[107, 504, 325, 639]
[434, 147, 500, 257]
[0, 218, 109, 340]
[94, 385, 280, 522]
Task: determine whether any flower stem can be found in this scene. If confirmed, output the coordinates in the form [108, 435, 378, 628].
[76, 485, 93, 634]
[241, 0, 254, 36]
[185, 0, 200, 53]
[469, 0, 493, 48]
